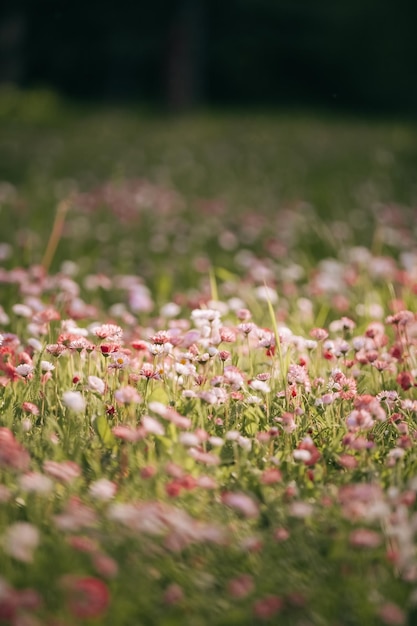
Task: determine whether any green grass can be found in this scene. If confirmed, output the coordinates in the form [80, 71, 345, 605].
[1, 88, 417, 625]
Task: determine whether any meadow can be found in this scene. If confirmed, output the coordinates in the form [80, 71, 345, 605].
[1, 88, 417, 624]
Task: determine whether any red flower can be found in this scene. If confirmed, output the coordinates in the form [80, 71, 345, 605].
[64, 577, 110, 619]
[397, 371, 414, 391]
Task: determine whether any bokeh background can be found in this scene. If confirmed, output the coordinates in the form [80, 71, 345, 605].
[1, 0, 417, 114]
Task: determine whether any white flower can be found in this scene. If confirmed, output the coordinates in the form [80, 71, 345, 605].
[12, 304, 32, 318]
[19, 472, 53, 494]
[179, 432, 200, 447]
[27, 337, 43, 351]
[15, 364, 34, 377]
[293, 449, 312, 462]
[89, 478, 117, 501]
[3, 522, 40, 562]
[249, 379, 271, 393]
[40, 360, 55, 372]
[141, 415, 165, 436]
[62, 391, 86, 412]
[87, 375, 106, 395]
[160, 302, 181, 318]
[254, 285, 278, 304]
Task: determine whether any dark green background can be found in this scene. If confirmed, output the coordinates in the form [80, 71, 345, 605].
[1, 0, 416, 113]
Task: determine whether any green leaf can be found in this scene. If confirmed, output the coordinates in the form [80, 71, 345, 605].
[95, 414, 116, 448]
[147, 385, 170, 405]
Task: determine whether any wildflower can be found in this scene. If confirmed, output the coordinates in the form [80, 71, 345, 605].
[12, 304, 32, 318]
[3, 522, 40, 562]
[112, 425, 145, 442]
[386, 310, 415, 326]
[289, 501, 314, 518]
[46, 343, 67, 357]
[260, 468, 282, 484]
[108, 351, 130, 369]
[378, 603, 406, 625]
[54, 497, 97, 531]
[397, 371, 414, 391]
[15, 364, 34, 378]
[43, 460, 81, 483]
[253, 595, 283, 620]
[94, 323, 123, 341]
[62, 576, 110, 620]
[179, 432, 200, 447]
[89, 478, 117, 501]
[139, 363, 162, 380]
[93, 553, 119, 579]
[310, 327, 329, 341]
[276, 412, 297, 434]
[100, 342, 120, 356]
[142, 415, 165, 436]
[221, 492, 259, 518]
[21, 401, 40, 416]
[0, 428, 30, 471]
[160, 302, 181, 318]
[337, 454, 358, 470]
[62, 391, 86, 413]
[19, 472, 53, 495]
[293, 449, 312, 463]
[274, 527, 290, 542]
[114, 385, 142, 404]
[163, 583, 184, 605]
[149, 402, 192, 429]
[255, 285, 278, 304]
[189, 448, 220, 465]
[227, 574, 254, 599]
[249, 379, 271, 393]
[87, 375, 106, 395]
[287, 364, 311, 392]
[349, 528, 382, 548]
[329, 316, 356, 333]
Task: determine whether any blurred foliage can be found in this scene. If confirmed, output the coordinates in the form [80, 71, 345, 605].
[0, 89, 417, 296]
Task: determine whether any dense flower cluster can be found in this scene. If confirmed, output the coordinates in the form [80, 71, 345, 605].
[1, 190, 417, 623]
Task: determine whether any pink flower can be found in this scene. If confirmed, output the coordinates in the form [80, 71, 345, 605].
[378, 603, 406, 625]
[0, 428, 30, 472]
[88, 478, 117, 501]
[188, 447, 220, 466]
[94, 323, 123, 341]
[349, 528, 382, 548]
[21, 402, 40, 415]
[112, 425, 145, 442]
[54, 497, 97, 531]
[253, 595, 283, 620]
[148, 402, 192, 429]
[221, 492, 259, 518]
[114, 385, 142, 404]
[92, 554, 119, 579]
[227, 574, 254, 599]
[163, 583, 183, 605]
[43, 460, 81, 483]
[260, 468, 282, 484]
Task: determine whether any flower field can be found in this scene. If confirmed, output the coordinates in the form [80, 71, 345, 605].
[1, 90, 417, 624]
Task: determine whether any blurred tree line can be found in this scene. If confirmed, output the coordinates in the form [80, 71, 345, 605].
[1, 0, 416, 113]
